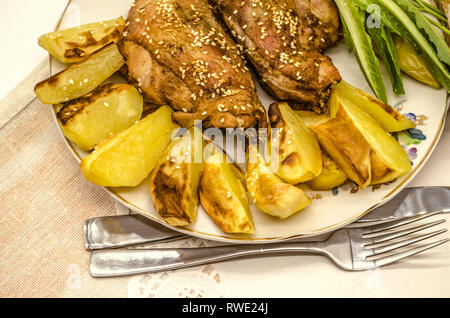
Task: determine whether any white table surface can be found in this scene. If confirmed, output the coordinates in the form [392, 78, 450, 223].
[1, 0, 449, 298]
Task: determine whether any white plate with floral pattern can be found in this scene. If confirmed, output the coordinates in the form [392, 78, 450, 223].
[49, 0, 449, 243]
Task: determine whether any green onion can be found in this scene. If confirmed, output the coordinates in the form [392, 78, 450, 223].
[412, 0, 446, 17]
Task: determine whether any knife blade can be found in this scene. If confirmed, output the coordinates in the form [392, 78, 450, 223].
[347, 186, 450, 227]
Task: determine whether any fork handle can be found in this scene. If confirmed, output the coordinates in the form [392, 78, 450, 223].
[89, 242, 324, 277]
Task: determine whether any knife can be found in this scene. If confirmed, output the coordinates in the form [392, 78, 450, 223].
[346, 186, 450, 227]
[84, 215, 188, 250]
[84, 186, 450, 250]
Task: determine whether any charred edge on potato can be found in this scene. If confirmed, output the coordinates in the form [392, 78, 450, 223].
[199, 186, 253, 233]
[35, 42, 117, 90]
[370, 150, 396, 182]
[281, 152, 300, 166]
[56, 83, 128, 125]
[152, 167, 191, 222]
[64, 29, 122, 60]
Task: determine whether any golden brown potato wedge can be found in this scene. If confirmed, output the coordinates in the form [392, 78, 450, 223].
[57, 83, 143, 151]
[200, 148, 254, 234]
[306, 150, 348, 191]
[81, 106, 179, 187]
[312, 118, 371, 188]
[294, 110, 329, 128]
[330, 91, 412, 184]
[38, 17, 125, 64]
[35, 43, 125, 104]
[332, 81, 415, 132]
[149, 128, 204, 226]
[268, 102, 322, 184]
[246, 144, 311, 218]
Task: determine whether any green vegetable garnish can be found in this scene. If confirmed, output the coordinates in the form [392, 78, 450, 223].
[367, 23, 405, 95]
[394, 0, 450, 67]
[353, 0, 450, 91]
[335, 0, 388, 102]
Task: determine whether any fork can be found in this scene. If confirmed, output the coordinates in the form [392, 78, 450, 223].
[89, 212, 449, 277]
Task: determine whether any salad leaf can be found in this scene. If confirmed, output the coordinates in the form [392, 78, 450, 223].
[354, 0, 450, 91]
[341, 15, 354, 52]
[367, 23, 405, 95]
[334, 0, 388, 102]
[394, 0, 450, 67]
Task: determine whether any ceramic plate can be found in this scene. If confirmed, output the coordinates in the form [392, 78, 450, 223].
[49, 0, 449, 243]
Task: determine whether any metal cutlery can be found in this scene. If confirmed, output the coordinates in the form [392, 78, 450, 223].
[84, 214, 187, 250]
[90, 211, 449, 277]
[346, 186, 450, 227]
[84, 186, 450, 250]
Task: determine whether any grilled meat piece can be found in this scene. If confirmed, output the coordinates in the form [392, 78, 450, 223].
[120, 0, 266, 128]
[210, 0, 341, 112]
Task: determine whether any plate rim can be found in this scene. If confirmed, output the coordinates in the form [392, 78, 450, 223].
[48, 0, 450, 244]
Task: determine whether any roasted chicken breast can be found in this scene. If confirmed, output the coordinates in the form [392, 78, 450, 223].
[210, 0, 341, 112]
[120, 0, 266, 128]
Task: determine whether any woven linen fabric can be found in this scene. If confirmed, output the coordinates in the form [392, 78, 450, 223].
[0, 98, 131, 297]
[0, 96, 223, 298]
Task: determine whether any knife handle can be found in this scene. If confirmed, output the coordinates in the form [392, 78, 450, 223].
[84, 215, 188, 250]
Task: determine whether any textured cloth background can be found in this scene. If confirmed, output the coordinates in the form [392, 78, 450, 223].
[0, 63, 449, 297]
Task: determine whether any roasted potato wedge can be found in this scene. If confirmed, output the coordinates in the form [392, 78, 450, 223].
[57, 83, 143, 151]
[150, 128, 204, 226]
[246, 144, 311, 218]
[330, 92, 412, 184]
[81, 106, 179, 187]
[200, 148, 254, 234]
[294, 110, 329, 128]
[332, 81, 415, 132]
[35, 43, 124, 104]
[312, 118, 371, 188]
[38, 17, 125, 64]
[268, 102, 322, 184]
[306, 150, 348, 191]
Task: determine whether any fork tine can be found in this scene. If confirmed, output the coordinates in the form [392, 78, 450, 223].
[367, 228, 447, 257]
[363, 219, 446, 243]
[362, 211, 442, 237]
[373, 238, 449, 267]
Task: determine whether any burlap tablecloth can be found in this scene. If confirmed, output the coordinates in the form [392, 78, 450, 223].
[1, 61, 449, 298]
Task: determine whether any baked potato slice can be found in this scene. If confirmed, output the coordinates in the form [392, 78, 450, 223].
[57, 83, 143, 151]
[34, 43, 124, 104]
[306, 150, 348, 191]
[268, 102, 322, 184]
[330, 91, 412, 184]
[312, 118, 371, 188]
[294, 110, 329, 128]
[150, 128, 204, 226]
[81, 106, 179, 187]
[200, 148, 254, 234]
[246, 144, 311, 218]
[332, 81, 415, 132]
[38, 17, 125, 64]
